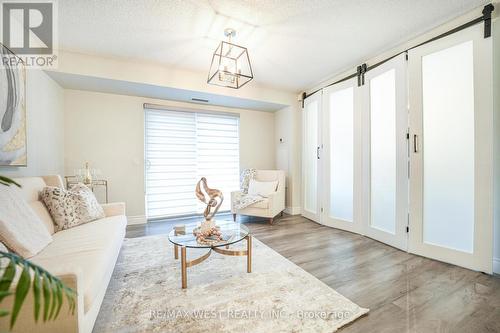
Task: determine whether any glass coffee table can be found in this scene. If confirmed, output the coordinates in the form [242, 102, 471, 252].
[168, 220, 252, 289]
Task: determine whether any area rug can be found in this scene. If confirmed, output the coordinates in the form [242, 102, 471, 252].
[94, 234, 368, 333]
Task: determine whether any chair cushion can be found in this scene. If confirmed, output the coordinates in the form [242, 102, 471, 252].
[30, 215, 126, 311]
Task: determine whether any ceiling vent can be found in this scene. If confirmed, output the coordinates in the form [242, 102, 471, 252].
[192, 98, 209, 103]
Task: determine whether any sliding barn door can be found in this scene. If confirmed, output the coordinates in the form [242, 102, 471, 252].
[321, 79, 362, 233]
[302, 92, 322, 223]
[362, 54, 409, 250]
[408, 24, 493, 273]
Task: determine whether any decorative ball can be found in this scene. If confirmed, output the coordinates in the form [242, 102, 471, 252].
[193, 225, 224, 245]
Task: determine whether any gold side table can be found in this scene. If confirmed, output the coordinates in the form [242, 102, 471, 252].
[64, 176, 109, 203]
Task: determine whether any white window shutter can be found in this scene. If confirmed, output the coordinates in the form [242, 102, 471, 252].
[145, 108, 240, 219]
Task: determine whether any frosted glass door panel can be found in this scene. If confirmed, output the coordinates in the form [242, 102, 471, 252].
[409, 23, 493, 273]
[329, 87, 354, 221]
[304, 100, 319, 214]
[421, 41, 474, 253]
[370, 69, 396, 234]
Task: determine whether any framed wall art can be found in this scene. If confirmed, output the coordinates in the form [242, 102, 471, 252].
[0, 43, 27, 166]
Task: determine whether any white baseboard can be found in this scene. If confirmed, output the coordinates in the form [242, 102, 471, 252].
[494, 258, 500, 274]
[127, 215, 147, 225]
[284, 206, 301, 215]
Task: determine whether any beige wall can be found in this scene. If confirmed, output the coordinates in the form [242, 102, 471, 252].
[1, 70, 64, 178]
[64, 90, 276, 223]
[275, 104, 302, 214]
[56, 51, 296, 107]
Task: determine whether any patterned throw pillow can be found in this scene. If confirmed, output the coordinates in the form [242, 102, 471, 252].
[240, 168, 257, 194]
[41, 183, 105, 231]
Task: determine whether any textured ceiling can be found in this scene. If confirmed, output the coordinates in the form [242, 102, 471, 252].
[58, 0, 488, 91]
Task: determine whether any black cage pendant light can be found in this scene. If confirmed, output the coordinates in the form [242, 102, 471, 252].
[207, 28, 254, 89]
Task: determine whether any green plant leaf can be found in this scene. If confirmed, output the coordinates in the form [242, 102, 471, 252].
[52, 281, 63, 319]
[0, 175, 21, 187]
[48, 276, 59, 320]
[0, 260, 16, 301]
[42, 274, 51, 322]
[0, 250, 76, 327]
[0, 309, 9, 317]
[10, 263, 31, 328]
[33, 268, 41, 322]
[0, 291, 12, 300]
[65, 288, 75, 314]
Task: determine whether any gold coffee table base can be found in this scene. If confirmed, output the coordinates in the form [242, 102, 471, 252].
[174, 235, 252, 289]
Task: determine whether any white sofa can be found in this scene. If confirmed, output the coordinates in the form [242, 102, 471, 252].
[0, 175, 127, 333]
[231, 170, 286, 224]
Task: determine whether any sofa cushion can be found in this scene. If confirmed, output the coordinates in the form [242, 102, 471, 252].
[0, 185, 53, 258]
[12, 177, 47, 202]
[13, 176, 56, 235]
[41, 184, 105, 232]
[30, 215, 126, 312]
[29, 201, 55, 235]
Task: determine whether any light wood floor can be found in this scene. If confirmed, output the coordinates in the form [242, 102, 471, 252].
[126, 214, 500, 333]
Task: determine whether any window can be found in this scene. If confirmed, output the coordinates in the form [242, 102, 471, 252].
[145, 107, 240, 219]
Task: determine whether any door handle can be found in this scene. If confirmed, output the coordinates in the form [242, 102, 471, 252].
[317, 146, 320, 160]
[413, 135, 419, 153]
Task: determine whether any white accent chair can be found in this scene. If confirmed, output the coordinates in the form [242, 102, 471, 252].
[231, 170, 286, 224]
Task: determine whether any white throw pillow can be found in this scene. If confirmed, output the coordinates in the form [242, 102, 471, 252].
[41, 183, 105, 232]
[248, 179, 278, 197]
[0, 185, 53, 258]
